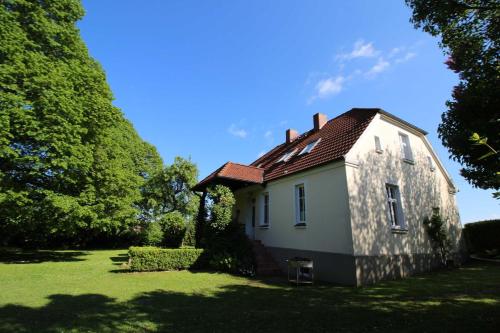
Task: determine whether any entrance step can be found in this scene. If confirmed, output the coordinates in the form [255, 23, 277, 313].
[252, 240, 282, 276]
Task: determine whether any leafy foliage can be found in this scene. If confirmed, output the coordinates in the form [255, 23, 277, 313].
[143, 222, 164, 247]
[206, 185, 236, 232]
[159, 211, 186, 248]
[141, 157, 199, 222]
[463, 219, 500, 255]
[128, 246, 207, 271]
[0, 0, 163, 247]
[201, 185, 254, 275]
[423, 210, 452, 264]
[406, 0, 500, 197]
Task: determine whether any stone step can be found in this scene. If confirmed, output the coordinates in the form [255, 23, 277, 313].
[252, 240, 281, 277]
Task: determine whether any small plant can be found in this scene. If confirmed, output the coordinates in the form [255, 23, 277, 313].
[209, 252, 239, 272]
[423, 210, 452, 266]
[143, 222, 164, 246]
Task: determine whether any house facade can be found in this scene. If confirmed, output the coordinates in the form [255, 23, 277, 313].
[194, 108, 465, 285]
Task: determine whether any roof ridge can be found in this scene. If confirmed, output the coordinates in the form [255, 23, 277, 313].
[226, 161, 264, 170]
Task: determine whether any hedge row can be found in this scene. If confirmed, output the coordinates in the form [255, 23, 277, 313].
[128, 246, 207, 271]
[463, 219, 500, 254]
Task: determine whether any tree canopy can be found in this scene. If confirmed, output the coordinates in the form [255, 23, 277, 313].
[0, 0, 163, 246]
[406, 0, 499, 197]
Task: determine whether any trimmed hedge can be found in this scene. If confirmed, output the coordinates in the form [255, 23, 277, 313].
[463, 219, 500, 254]
[128, 246, 207, 272]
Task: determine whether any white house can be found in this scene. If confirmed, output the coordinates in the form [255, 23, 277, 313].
[193, 108, 465, 285]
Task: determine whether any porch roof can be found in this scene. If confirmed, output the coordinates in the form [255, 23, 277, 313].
[192, 162, 264, 192]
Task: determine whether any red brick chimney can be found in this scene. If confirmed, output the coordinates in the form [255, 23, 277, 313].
[286, 129, 299, 143]
[313, 113, 327, 131]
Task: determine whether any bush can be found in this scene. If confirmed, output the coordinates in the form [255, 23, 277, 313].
[159, 212, 186, 248]
[143, 222, 164, 246]
[205, 221, 255, 275]
[463, 219, 500, 256]
[128, 246, 207, 271]
[182, 221, 196, 247]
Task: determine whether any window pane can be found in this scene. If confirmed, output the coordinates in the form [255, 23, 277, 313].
[374, 136, 382, 151]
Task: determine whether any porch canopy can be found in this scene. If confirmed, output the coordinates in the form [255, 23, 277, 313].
[192, 162, 264, 192]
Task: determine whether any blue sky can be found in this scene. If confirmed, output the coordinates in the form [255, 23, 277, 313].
[79, 0, 497, 223]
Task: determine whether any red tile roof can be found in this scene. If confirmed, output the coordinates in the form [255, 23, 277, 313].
[251, 108, 378, 181]
[192, 162, 263, 191]
[193, 108, 426, 190]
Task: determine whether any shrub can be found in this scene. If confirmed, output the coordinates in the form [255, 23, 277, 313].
[182, 221, 196, 247]
[128, 246, 207, 271]
[209, 252, 239, 272]
[463, 219, 500, 256]
[143, 222, 164, 246]
[159, 211, 186, 248]
[423, 211, 451, 265]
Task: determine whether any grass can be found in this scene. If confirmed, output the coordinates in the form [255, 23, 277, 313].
[0, 249, 499, 332]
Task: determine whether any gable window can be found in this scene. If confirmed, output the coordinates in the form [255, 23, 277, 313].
[427, 156, 435, 171]
[385, 184, 405, 229]
[374, 136, 383, 153]
[399, 133, 413, 162]
[276, 149, 298, 163]
[295, 184, 306, 225]
[299, 138, 321, 155]
[262, 192, 270, 226]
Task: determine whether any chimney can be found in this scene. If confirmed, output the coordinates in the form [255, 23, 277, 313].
[286, 129, 299, 143]
[313, 113, 327, 131]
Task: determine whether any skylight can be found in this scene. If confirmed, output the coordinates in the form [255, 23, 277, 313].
[276, 149, 298, 163]
[299, 138, 321, 155]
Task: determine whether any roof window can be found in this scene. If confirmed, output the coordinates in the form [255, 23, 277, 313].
[299, 138, 321, 155]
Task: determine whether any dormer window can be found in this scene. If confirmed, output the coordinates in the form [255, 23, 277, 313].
[276, 149, 298, 163]
[299, 138, 321, 156]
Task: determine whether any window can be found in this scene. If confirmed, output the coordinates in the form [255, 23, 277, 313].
[427, 156, 435, 171]
[262, 192, 269, 226]
[385, 184, 405, 229]
[295, 184, 306, 225]
[299, 138, 321, 155]
[399, 133, 413, 161]
[374, 136, 383, 153]
[251, 199, 256, 228]
[276, 149, 298, 163]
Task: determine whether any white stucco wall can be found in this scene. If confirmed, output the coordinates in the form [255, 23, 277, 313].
[234, 162, 354, 255]
[344, 114, 462, 256]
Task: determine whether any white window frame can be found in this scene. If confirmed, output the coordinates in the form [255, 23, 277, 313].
[398, 132, 414, 162]
[294, 183, 306, 225]
[299, 138, 321, 155]
[385, 184, 406, 230]
[374, 135, 383, 153]
[260, 192, 270, 227]
[427, 155, 435, 171]
[276, 149, 298, 163]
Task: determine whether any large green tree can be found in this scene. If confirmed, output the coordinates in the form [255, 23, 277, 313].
[0, 0, 162, 246]
[142, 157, 199, 223]
[406, 0, 499, 197]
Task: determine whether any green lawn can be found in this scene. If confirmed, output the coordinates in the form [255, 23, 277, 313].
[0, 249, 498, 332]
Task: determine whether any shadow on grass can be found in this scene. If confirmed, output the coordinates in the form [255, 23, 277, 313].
[0, 263, 498, 332]
[109, 253, 129, 266]
[0, 249, 88, 264]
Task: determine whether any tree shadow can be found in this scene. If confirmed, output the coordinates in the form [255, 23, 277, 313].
[0, 249, 88, 264]
[109, 253, 129, 266]
[0, 263, 498, 332]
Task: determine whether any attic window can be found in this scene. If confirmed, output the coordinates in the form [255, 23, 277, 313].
[299, 138, 321, 156]
[276, 149, 298, 163]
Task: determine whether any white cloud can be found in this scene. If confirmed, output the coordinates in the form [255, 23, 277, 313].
[257, 150, 266, 158]
[395, 52, 416, 64]
[307, 75, 345, 104]
[365, 58, 390, 77]
[264, 130, 272, 139]
[338, 40, 378, 61]
[316, 76, 345, 97]
[228, 124, 248, 138]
